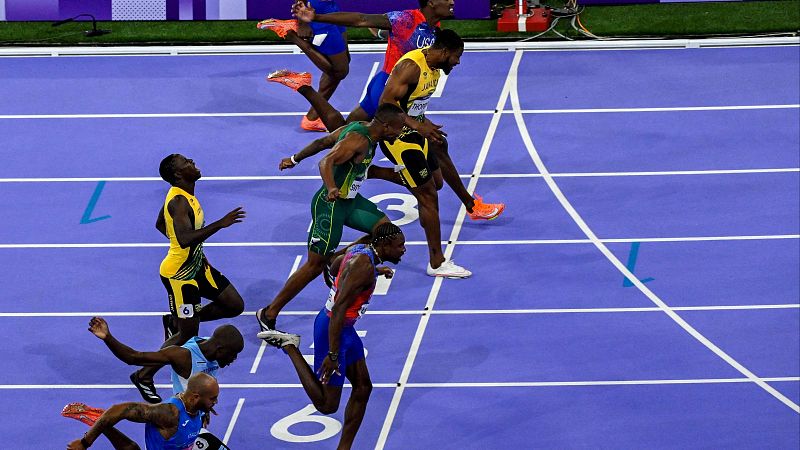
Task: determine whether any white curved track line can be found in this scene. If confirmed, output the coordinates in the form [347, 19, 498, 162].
[508, 50, 800, 414]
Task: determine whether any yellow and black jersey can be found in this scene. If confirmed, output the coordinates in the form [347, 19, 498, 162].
[393, 48, 440, 121]
[159, 186, 205, 280]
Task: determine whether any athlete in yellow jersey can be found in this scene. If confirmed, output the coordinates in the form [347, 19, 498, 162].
[130, 154, 246, 404]
[264, 29, 504, 279]
[378, 29, 504, 278]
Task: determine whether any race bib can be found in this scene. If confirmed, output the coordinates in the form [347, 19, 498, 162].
[344, 176, 365, 199]
[357, 301, 370, 317]
[312, 33, 328, 47]
[325, 287, 337, 311]
[407, 96, 431, 118]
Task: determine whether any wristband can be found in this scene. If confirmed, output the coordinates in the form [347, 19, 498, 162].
[290, 154, 299, 165]
[327, 351, 338, 362]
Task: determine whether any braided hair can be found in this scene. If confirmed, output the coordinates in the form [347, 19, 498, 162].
[371, 222, 403, 245]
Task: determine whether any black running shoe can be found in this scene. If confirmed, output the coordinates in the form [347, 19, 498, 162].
[130, 372, 162, 404]
[256, 307, 277, 332]
[161, 313, 178, 341]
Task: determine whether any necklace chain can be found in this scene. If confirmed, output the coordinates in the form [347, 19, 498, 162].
[368, 244, 383, 265]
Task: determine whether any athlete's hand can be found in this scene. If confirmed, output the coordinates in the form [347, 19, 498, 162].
[317, 356, 341, 385]
[279, 157, 296, 170]
[291, 1, 315, 23]
[219, 207, 246, 227]
[326, 187, 340, 202]
[66, 439, 87, 450]
[88, 316, 110, 340]
[415, 120, 447, 144]
[296, 21, 313, 39]
[376, 266, 394, 278]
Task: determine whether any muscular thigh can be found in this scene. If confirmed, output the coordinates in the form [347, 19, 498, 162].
[308, 187, 351, 256]
[343, 194, 386, 234]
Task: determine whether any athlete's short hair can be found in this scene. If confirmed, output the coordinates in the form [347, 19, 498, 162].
[372, 222, 403, 244]
[212, 324, 244, 351]
[374, 103, 405, 123]
[159, 154, 181, 184]
[418, 0, 428, 8]
[431, 29, 463, 51]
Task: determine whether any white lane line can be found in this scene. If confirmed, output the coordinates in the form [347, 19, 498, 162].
[222, 398, 245, 445]
[0, 104, 795, 120]
[250, 255, 303, 374]
[3, 304, 798, 318]
[2, 234, 798, 249]
[404, 377, 800, 388]
[358, 61, 380, 103]
[375, 49, 523, 450]
[3, 377, 797, 389]
[432, 73, 449, 98]
[512, 104, 800, 114]
[509, 50, 800, 414]
[2, 168, 796, 183]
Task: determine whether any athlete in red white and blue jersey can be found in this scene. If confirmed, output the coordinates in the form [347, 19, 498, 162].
[292, 0, 455, 120]
[257, 223, 405, 449]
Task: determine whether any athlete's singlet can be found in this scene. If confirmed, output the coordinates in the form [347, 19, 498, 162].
[170, 337, 219, 395]
[393, 48, 440, 121]
[383, 9, 438, 73]
[325, 244, 379, 326]
[144, 397, 203, 450]
[160, 187, 205, 280]
[329, 122, 376, 199]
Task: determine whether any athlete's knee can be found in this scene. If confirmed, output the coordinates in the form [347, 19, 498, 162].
[315, 400, 339, 415]
[218, 286, 245, 317]
[433, 170, 444, 190]
[305, 252, 329, 272]
[430, 137, 449, 155]
[351, 381, 372, 401]
[329, 62, 349, 81]
[413, 182, 439, 206]
[224, 297, 245, 317]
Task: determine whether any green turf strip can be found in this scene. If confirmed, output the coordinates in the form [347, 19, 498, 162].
[0, 1, 797, 45]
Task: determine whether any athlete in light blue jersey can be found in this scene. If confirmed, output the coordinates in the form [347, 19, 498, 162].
[67, 373, 218, 450]
[62, 318, 242, 449]
[171, 336, 220, 394]
[85, 317, 242, 400]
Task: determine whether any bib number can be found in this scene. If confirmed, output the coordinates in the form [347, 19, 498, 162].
[345, 177, 364, 199]
[324, 287, 336, 311]
[357, 301, 370, 317]
[408, 96, 431, 118]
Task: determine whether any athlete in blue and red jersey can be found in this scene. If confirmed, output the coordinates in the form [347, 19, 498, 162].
[291, 0, 455, 122]
[258, 223, 406, 449]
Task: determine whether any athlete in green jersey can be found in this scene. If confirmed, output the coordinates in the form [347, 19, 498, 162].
[256, 103, 406, 332]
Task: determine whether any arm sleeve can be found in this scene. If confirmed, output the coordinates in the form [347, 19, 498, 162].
[386, 10, 413, 39]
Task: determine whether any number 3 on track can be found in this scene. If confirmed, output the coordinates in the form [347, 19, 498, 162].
[369, 193, 418, 226]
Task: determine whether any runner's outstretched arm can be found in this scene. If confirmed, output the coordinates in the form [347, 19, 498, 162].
[292, 1, 391, 29]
